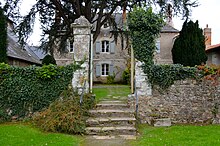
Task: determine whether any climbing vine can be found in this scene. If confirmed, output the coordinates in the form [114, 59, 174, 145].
[0, 63, 80, 122]
[128, 6, 197, 89]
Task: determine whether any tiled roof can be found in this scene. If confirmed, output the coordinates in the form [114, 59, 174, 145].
[7, 30, 42, 64]
[206, 43, 220, 52]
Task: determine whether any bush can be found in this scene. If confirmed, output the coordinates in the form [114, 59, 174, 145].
[32, 88, 95, 134]
[0, 63, 80, 123]
[107, 73, 115, 84]
[42, 54, 56, 65]
[122, 68, 131, 84]
[142, 64, 197, 89]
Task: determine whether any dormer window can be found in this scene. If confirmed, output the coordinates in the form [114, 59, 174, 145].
[101, 40, 109, 53]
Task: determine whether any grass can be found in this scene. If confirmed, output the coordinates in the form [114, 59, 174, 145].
[92, 85, 131, 101]
[0, 122, 82, 146]
[132, 124, 220, 146]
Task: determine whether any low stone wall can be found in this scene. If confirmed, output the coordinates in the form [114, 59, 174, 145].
[131, 79, 220, 125]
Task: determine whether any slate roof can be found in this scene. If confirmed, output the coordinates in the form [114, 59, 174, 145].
[7, 30, 42, 64]
[161, 23, 179, 33]
[95, 13, 179, 33]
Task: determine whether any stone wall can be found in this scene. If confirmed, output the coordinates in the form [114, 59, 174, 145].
[130, 79, 220, 125]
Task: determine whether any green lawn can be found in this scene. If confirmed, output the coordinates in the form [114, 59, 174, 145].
[132, 124, 220, 146]
[92, 85, 131, 101]
[0, 123, 82, 146]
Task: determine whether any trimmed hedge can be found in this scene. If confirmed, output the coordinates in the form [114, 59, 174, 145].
[0, 63, 80, 122]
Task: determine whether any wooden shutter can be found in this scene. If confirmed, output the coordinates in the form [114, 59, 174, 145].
[109, 64, 114, 76]
[110, 41, 115, 54]
[96, 41, 101, 54]
[96, 64, 101, 77]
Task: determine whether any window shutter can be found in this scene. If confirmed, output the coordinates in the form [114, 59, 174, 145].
[156, 41, 160, 53]
[110, 41, 115, 54]
[109, 64, 114, 76]
[96, 41, 101, 54]
[96, 64, 101, 77]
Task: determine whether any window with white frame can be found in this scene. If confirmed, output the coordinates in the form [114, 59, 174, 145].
[101, 63, 109, 76]
[101, 40, 110, 53]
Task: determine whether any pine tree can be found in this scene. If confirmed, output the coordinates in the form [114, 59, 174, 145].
[172, 20, 207, 67]
[0, 7, 7, 63]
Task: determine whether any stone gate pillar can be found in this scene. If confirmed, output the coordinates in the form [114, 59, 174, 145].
[71, 16, 92, 94]
[135, 61, 152, 96]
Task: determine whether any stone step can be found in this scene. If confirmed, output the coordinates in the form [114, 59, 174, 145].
[89, 109, 135, 118]
[99, 100, 126, 104]
[86, 117, 136, 127]
[85, 126, 136, 136]
[86, 135, 136, 140]
[95, 103, 129, 110]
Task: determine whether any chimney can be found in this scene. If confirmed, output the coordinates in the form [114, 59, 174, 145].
[166, 4, 174, 27]
[204, 24, 211, 47]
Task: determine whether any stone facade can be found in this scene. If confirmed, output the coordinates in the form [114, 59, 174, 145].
[154, 24, 179, 64]
[93, 26, 129, 83]
[130, 79, 220, 125]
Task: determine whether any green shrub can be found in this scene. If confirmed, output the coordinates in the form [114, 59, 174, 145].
[107, 73, 115, 84]
[0, 63, 80, 123]
[143, 64, 196, 89]
[122, 68, 131, 84]
[42, 54, 56, 65]
[32, 88, 95, 134]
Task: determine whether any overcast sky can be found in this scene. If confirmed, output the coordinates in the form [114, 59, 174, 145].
[1, 0, 220, 46]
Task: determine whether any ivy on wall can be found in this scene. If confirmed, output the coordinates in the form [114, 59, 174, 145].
[128, 7, 164, 66]
[128, 7, 197, 89]
[0, 63, 80, 121]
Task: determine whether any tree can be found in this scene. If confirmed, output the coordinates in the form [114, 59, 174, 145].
[172, 20, 207, 67]
[42, 54, 57, 65]
[2, 0, 198, 54]
[0, 7, 7, 63]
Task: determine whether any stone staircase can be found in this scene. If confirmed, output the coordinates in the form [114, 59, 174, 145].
[85, 99, 136, 140]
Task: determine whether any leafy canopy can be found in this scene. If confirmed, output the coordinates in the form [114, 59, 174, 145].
[2, 0, 198, 54]
[0, 7, 7, 63]
[172, 20, 207, 66]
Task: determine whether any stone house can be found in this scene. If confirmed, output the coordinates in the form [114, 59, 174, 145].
[204, 25, 220, 65]
[6, 19, 42, 66]
[53, 14, 180, 83]
[93, 15, 179, 83]
[206, 43, 220, 65]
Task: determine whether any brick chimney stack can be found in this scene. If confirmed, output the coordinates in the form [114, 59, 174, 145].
[204, 24, 211, 47]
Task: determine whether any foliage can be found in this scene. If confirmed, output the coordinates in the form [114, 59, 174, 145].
[0, 63, 80, 122]
[128, 7, 203, 89]
[128, 7, 164, 65]
[107, 74, 115, 84]
[42, 54, 56, 65]
[0, 7, 7, 63]
[32, 90, 95, 134]
[3, 0, 198, 53]
[122, 68, 131, 85]
[197, 64, 220, 85]
[142, 64, 196, 89]
[132, 124, 220, 146]
[0, 123, 81, 146]
[172, 20, 207, 67]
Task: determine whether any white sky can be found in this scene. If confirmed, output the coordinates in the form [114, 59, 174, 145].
[1, 0, 220, 46]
